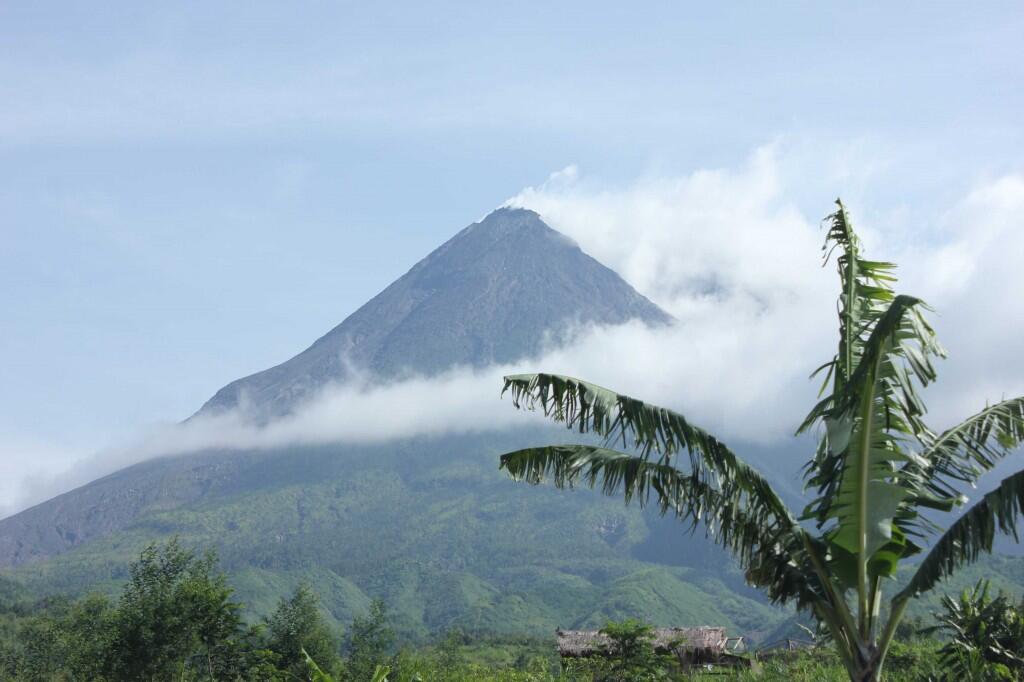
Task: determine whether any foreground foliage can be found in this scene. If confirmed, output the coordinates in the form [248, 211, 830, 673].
[0, 539, 387, 681]
[268, 582, 344, 679]
[0, 542, 998, 681]
[593, 618, 678, 680]
[927, 580, 1024, 679]
[305, 641, 947, 682]
[497, 200, 1024, 681]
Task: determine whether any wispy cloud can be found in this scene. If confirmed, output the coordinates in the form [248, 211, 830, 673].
[0, 435, 89, 519]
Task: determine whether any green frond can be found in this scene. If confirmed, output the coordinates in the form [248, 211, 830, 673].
[899, 468, 1024, 601]
[303, 648, 336, 682]
[820, 200, 901, 395]
[802, 205, 945, 562]
[499, 444, 818, 608]
[918, 397, 1024, 497]
[800, 294, 944, 577]
[501, 373, 794, 525]
[799, 294, 941, 438]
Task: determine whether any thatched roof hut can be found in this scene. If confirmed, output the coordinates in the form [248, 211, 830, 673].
[556, 627, 728, 660]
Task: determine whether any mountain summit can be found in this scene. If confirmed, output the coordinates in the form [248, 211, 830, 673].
[196, 208, 670, 420]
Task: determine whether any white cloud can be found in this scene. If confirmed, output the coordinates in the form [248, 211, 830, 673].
[509, 147, 1024, 435]
[0, 435, 89, 518]
[507, 146, 833, 319]
[6, 148, 1024, 516]
[899, 175, 1024, 426]
[10, 312, 822, 512]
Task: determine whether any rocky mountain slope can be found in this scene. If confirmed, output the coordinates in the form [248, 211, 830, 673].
[196, 207, 670, 421]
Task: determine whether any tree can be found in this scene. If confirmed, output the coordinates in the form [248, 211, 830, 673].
[347, 599, 395, 681]
[597, 618, 673, 681]
[6, 610, 64, 682]
[265, 583, 342, 680]
[0, 542, 282, 681]
[0, 594, 118, 681]
[496, 200, 1024, 681]
[59, 593, 118, 680]
[430, 626, 466, 674]
[106, 537, 245, 680]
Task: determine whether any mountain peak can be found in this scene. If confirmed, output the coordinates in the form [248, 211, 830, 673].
[467, 207, 560, 238]
[476, 205, 543, 226]
[196, 209, 670, 420]
[415, 208, 573, 270]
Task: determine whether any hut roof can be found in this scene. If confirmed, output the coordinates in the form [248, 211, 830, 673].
[556, 627, 727, 658]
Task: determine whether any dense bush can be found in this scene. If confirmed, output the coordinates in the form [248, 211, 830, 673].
[928, 580, 1024, 680]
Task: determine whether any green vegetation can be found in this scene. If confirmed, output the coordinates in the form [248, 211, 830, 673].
[3, 537, 1024, 680]
[3, 433, 795, 643]
[590, 618, 678, 680]
[1, 539, 377, 680]
[729, 642, 946, 682]
[927, 580, 1024, 679]
[347, 599, 396, 681]
[496, 200, 1024, 681]
[299, 633, 950, 682]
[268, 582, 344, 679]
[1, 539, 263, 680]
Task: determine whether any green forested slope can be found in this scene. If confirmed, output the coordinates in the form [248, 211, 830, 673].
[4, 430, 1022, 646]
[2, 431, 791, 642]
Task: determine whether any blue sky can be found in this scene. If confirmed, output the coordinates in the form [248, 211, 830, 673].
[2, 1, 1023, 512]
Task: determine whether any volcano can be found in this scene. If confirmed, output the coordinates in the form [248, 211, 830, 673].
[0, 208, 791, 641]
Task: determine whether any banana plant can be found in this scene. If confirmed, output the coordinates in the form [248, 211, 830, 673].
[497, 200, 1024, 682]
[927, 579, 1024, 677]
